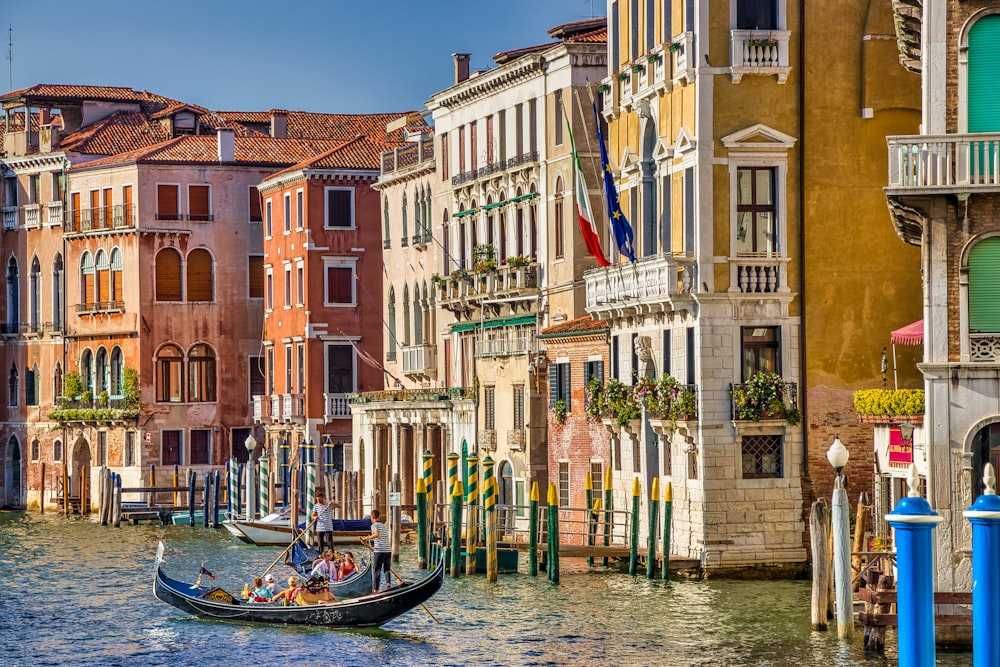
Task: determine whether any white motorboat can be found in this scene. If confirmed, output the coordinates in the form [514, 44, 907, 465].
[222, 507, 371, 547]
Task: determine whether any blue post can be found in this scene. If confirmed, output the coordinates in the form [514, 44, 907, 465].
[964, 463, 1000, 667]
[188, 470, 196, 526]
[202, 472, 211, 528]
[886, 464, 942, 667]
[212, 470, 221, 528]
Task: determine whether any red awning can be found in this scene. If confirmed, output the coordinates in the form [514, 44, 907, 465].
[891, 319, 924, 345]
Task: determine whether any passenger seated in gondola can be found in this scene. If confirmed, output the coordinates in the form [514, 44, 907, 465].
[310, 549, 339, 582]
[295, 574, 337, 605]
[248, 576, 273, 603]
[272, 576, 303, 605]
[338, 551, 358, 579]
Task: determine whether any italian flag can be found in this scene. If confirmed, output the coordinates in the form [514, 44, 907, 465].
[568, 120, 611, 267]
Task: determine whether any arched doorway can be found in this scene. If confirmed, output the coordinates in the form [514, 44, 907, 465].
[71, 437, 92, 514]
[498, 460, 513, 534]
[971, 422, 1000, 501]
[4, 435, 22, 509]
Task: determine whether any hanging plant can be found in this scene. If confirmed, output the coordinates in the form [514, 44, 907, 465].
[605, 378, 641, 427]
[745, 38, 778, 49]
[668, 42, 683, 53]
[731, 371, 799, 424]
[585, 376, 605, 420]
[552, 399, 568, 425]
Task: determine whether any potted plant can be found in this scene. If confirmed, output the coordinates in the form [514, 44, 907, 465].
[506, 254, 533, 267]
[63, 371, 83, 403]
[631, 63, 646, 75]
[552, 398, 568, 425]
[732, 371, 800, 424]
[605, 378, 641, 428]
[745, 37, 778, 49]
[585, 376, 605, 420]
[647, 52, 663, 65]
[668, 42, 683, 53]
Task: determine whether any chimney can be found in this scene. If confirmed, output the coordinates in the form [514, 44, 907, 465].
[217, 128, 235, 163]
[453, 53, 471, 85]
[270, 110, 288, 139]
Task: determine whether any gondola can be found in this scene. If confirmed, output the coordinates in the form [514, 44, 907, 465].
[222, 508, 371, 547]
[284, 542, 374, 598]
[153, 542, 444, 627]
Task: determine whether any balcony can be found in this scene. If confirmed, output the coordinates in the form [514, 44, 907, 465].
[44, 321, 65, 335]
[970, 334, 1000, 363]
[730, 380, 799, 423]
[402, 343, 437, 377]
[670, 32, 696, 86]
[348, 386, 473, 404]
[0, 322, 19, 336]
[75, 301, 125, 315]
[451, 151, 538, 187]
[380, 136, 435, 177]
[436, 263, 540, 314]
[252, 395, 272, 422]
[730, 30, 791, 84]
[887, 134, 1000, 194]
[23, 204, 41, 229]
[46, 201, 64, 226]
[3, 206, 18, 230]
[474, 335, 532, 358]
[584, 253, 696, 317]
[271, 394, 282, 421]
[507, 428, 525, 450]
[478, 430, 497, 448]
[67, 204, 137, 236]
[281, 393, 305, 421]
[325, 393, 352, 421]
[729, 254, 789, 294]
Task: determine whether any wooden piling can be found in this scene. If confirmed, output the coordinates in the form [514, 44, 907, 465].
[173, 466, 180, 508]
[603, 467, 613, 567]
[546, 483, 560, 583]
[188, 470, 197, 526]
[422, 449, 434, 526]
[112, 474, 122, 527]
[62, 463, 69, 516]
[450, 480, 464, 578]
[390, 473, 401, 563]
[416, 477, 428, 569]
[646, 477, 660, 579]
[629, 477, 640, 576]
[40, 462, 45, 514]
[212, 470, 221, 527]
[585, 472, 594, 565]
[810, 497, 831, 631]
[485, 476, 498, 582]
[148, 465, 156, 508]
[465, 455, 479, 575]
[528, 482, 539, 577]
[852, 492, 869, 591]
[661, 481, 672, 580]
[203, 472, 211, 528]
[98, 468, 108, 525]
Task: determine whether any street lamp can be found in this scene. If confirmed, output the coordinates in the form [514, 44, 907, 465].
[899, 422, 915, 444]
[826, 435, 853, 638]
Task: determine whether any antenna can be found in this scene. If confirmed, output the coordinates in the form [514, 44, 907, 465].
[6, 25, 11, 93]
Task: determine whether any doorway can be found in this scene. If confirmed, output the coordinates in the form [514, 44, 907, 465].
[4, 435, 21, 509]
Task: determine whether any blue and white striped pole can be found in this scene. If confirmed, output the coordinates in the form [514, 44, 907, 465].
[886, 463, 942, 667]
[964, 462, 1000, 667]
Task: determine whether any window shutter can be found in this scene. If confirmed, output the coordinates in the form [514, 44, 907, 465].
[155, 249, 182, 301]
[111, 249, 123, 303]
[248, 187, 262, 222]
[549, 365, 558, 408]
[969, 237, 1000, 332]
[561, 362, 571, 411]
[969, 16, 1000, 133]
[327, 266, 352, 304]
[189, 185, 210, 220]
[123, 185, 133, 225]
[248, 257, 264, 298]
[186, 249, 213, 301]
[98, 268, 110, 303]
[596, 360, 604, 381]
[157, 185, 178, 219]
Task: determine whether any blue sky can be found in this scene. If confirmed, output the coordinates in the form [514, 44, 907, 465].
[3, 0, 604, 114]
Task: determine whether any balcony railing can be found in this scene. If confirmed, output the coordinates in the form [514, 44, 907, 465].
[478, 430, 497, 447]
[325, 393, 352, 420]
[253, 395, 272, 422]
[44, 321, 65, 335]
[507, 428, 525, 450]
[47, 201, 64, 225]
[348, 386, 474, 404]
[23, 204, 41, 228]
[584, 253, 696, 314]
[1, 322, 20, 335]
[381, 136, 435, 175]
[887, 134, 1000, 192]
[474, 335, 532, 358]
[731, 254, 787, 294]
[282, 393, 305, 420]
[970, 334, 1000, 363]
[75, 301, 125, 315]
[3, 206, 18, 230]
[671, 32, 696, 85]
[730, 30, 792, 84]
[402, 343, 437, 376]
[68, 204, 137, 234]
[436, 263, 540, 313]
[271, 394, 282, 421]
[451, 151, 539, 187]
[730, 380, 798, 422]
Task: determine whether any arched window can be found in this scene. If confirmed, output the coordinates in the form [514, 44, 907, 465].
[442, 209, 450, 273]
[402, 284, 411, 347]
[968, 15, 1000, 134]
[26, 364, 38, 406]
[387, 287, 397, 361]
[110, 347, 124, 396]
[969, 237, 1000, 335]
[529, 183, 538, 259]
[188, 343, 217, 402]
[485, 195, 495, 249]
[53, 438, 63, 462]
[414, 188, 422, 243]
[29, 256, 41, 330]
[6, 256, 19, 329]
[469, 199, 478, 251]
[8, 364, 17, 407]
[413, 284, 422, 346]
[401, 192, 408, 245]
[155, 248, 182, 301]
[95, 249, 109, 304]
[96, 347, 108, 394]
[383, 198, 391, 248]
[421, 281, 430, 343]
[110, 247, 123, 306]
[156, 344, 183, 402]
[80, 251, 94, 306]
[52, 252, 64, 331]
[80, 348, 94, 393]
[31, 438, 39, 462]
[53, 362, 62, 402]
[186, 248, 213, 302]
[554, 176, 565, 259]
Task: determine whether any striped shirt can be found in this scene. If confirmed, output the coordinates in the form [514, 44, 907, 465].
[370, 520, 391, 553]
[312, 501, 334, 533]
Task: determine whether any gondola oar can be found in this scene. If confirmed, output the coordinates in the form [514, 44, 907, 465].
[260, 516, 319, 580]
[357, 537, 442, 625]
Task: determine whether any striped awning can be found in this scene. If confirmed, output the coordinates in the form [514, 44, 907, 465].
[891, 319, 923, 345]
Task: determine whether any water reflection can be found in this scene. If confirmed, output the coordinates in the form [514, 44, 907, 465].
[0, 511, 971, 666]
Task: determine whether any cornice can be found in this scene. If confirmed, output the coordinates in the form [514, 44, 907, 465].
[430, 56, 545, 110]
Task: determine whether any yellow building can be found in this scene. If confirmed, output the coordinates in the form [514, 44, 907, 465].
[586, 0, 920, 571]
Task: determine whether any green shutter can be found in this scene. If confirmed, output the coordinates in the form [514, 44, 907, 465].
[549, 365, 559, 408]
[561, 363, 572, 412]
[969, 16, 1000, 133]
[969, 237, 1000, 333]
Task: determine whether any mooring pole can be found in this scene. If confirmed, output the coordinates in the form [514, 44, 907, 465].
[585, 472, 594, 566]
[965, 463, 1000, 667]
[646, 477, 660, 579]
[465, 455, 479, 575]
[661, 481, 672, 580]
[416, 477, 428, 569]
[528, 481, 539, 577]
[450, 479, 464, 578]
[629, 476, 640, 576]
[603, 467, 613, 567]
[547, 482, 559, 584]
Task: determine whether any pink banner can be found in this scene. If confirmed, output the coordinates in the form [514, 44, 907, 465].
[888, 426, 912, 467]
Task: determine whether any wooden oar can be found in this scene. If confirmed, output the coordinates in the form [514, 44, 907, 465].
[358, 537, 442, 625]
[260, 516, 319, 580]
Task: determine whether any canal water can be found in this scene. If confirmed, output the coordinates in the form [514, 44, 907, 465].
[0, 511, 971, 666]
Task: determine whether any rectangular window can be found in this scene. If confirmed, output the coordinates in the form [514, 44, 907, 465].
[52, 172, 66, 201]
[265, 269, 273, 310]
[514, 103, 524, 156]
[741, 326, 780, 380]
[554, 91, 564, 146]
[125, 431, 135, 467]
[297, 343, 305, 393]
[611, 1, 620, 69]
[631, 332, 639, 377]
[190, 429, 211, 466]
[326, 344, 355, 394]
[737, 0, 777, 30]
[549, 361, 571, 410]
[249, 356, 265, 400]
[685, 0, 695, 31]
[631, 0, 640, 60]
[513, 385, 525, 430]
[646, 0, 656, 50]
[458, 125, 466, 173]
[660, 174, 672, 253]
[296, 190, 304, 230]
[528, 98, 538, 153]
[284, 265, 292, 308]
[101, 187, 112, 226]
[265, 199, 273, 237]
[441, 133, 449, 181]
[325, 188, 354, 228]
[583, 360, 604, 412]
[485, 386, 496, 430]
[590, 461, 604, 501]
[296, 264, 304, 305]
[554, 195, 564, 259]
[158, 355, 183, 403]
[498, 109, 506, 162]
[736, 167, 777, 255]
[284, 193, 292, 233]
[742, 434, 783, 478]
[486, 115, 494, 164]
[248, 256, 264, 299]
[162, 430, 182, 466]
[662, 330, 672, 377]
[326, 265, 354, 305]
[684, 167, 695, 254]
[189, 185, 211, 221]
[266, 348, 274, 395]
[686, 328, 695, 385]
[516, 479, 526, 517]
[611, 335, 620, 379]
[188, 348, 217, 401]
[98, 431, 107, 466]
[25, 367, 36, 406]
[157, 184, 179, 220]
[558, 461, 570, 508]
[248, 186, 262, 222]
[285, 345, 293, 392]
[470, 121, 478, 172]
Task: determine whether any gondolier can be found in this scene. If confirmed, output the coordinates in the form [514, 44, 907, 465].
[362, 509, 392, 592]
[312, 492, 337, 553]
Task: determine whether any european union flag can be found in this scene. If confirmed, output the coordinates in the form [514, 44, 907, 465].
[593, 102, 636, 263]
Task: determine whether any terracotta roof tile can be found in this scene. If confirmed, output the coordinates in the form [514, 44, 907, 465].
[494, 19, 607, 64]
[215, 110, 427, 141]
[58, 110, 172, 155]
[539, 316, 608, 337]
[265, 134, 403, 179]
[1, 83, 177, 106]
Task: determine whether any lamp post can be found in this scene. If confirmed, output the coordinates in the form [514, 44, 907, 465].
[881, 347, 889, 389]
[827, 435, 853, 638]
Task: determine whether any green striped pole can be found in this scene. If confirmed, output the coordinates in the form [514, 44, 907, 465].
[603, 467, 613, 567]
[465, 455, 479, 575]
[485, 476, 498, 582]
[629, 476, 641, 576]
[422, 449, 434, 511]
[662, 481, 673, 580]
[450, 479, 464, 578]
[447, 452, 460, 498]
[481, 455, 495, 541]
[258, 454, 269, 517]
[528, 482, 539, 577]
[646, 477, 660, 579]
[416, 477, 428, 569]
[585, 472, 594, 566]
[547, 483, 559, 583]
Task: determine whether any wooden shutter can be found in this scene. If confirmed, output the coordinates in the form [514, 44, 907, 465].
[71, 192, 81, 230]
[969, 16, 1000, 133]
[155, 249, 182, 301]
[98, 269, 109, 304]
[969, 238, 1000, 332]
[248, 186, 262, 222]
[84, 274, 94, 305]
[327, 266, 352, 303]
[122, 185, 133, 226]
[190, 430, 210, 465]
[189, 185, 210, 220]
[102, 188, 112, 228]
[111, 249, 123, 303]
[157, 184, 178, 219]
[161, 430, 181, 466]
[186, 249, 213, 301]
[248, 256, 264, 298]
